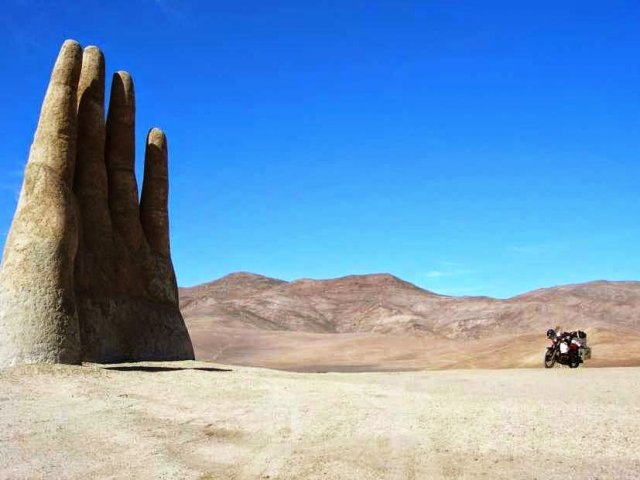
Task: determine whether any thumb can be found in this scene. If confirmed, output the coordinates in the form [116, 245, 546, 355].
[0, 40, 83, 367]
[28, 39, 83, 186]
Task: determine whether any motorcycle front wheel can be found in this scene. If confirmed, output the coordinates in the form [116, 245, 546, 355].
[544, 349, 556, 368]
[568, 353, 580, 368]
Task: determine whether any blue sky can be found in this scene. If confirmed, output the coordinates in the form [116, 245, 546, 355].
[1, 1, 639, 298]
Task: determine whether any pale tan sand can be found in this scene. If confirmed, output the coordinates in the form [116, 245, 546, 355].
[1, 362, 639, 479]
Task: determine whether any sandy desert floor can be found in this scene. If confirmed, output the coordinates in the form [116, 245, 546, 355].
[1, 362, 639, 479]
[188, 325, 640, 371]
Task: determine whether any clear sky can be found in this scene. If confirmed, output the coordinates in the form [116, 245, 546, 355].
[1, 1, 639, 298]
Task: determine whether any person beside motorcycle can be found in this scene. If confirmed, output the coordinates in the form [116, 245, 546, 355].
[547, 328, 572, 344]
[546, 328, 564, 344]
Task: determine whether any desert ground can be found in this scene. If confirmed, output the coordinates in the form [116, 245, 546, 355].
[187, 325, 640, 372]
[1, 361, 639, 479]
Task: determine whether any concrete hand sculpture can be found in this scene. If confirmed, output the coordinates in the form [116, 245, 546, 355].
[0, 40, 194, 366]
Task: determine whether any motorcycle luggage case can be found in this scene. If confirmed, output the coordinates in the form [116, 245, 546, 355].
[580, 346, 592, 360]
[571, 330, 588, 347]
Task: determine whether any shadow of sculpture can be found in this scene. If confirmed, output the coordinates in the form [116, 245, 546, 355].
[103, 366, 232, 373]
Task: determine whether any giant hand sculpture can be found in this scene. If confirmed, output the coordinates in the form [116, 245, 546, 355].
[0, 40, 194, 366]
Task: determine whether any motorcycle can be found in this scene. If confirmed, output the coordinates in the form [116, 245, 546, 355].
[544, 330, 591, 369]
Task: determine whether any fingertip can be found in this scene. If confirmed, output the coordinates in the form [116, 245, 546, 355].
[108, 71, 135, 124]
[52, 40, 83, 86]
[79, 46, 105, 102]
[111, 71, 134, 100]
[113, 71, 133, 90]
[61, 39, 81, 51]
[58, 39, 82, 61]
[83, 46, 105, 66]
[147, 128, 167, 150]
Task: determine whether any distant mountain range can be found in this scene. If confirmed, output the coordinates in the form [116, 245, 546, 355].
[180, 272, 640, 371]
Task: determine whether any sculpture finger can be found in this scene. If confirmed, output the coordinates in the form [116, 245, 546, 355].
[75, 46, 113, 252]
[105, 71, 145, 250]
[0, 40, 83, 366]
[27, 39, 83, 186]
[140, 128, 170, 257]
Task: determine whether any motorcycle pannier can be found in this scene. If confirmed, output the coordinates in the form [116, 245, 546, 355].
[571, 330, 588, 347]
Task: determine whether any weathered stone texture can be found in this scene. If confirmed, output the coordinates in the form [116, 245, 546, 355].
[0, 40, 194, 366]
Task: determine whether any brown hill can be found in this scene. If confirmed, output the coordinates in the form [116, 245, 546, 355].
[181, 273, 640, 371]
